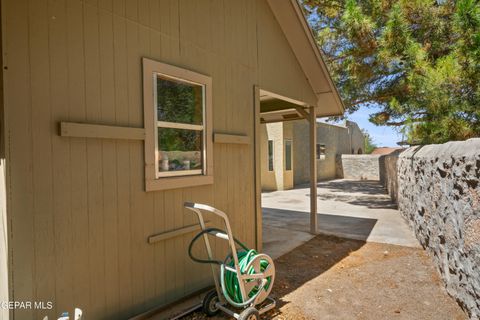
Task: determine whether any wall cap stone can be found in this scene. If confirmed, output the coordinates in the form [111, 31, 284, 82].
[400, 138, 480, 160]
[341, 154, 383, 159]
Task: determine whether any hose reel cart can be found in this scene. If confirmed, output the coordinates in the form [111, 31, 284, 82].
[185, 202, 276, 320]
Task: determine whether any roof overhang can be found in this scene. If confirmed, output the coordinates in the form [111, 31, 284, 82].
[266, 0, 345, 117]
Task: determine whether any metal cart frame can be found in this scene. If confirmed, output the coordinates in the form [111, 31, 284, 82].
[184, 202, 276, 319]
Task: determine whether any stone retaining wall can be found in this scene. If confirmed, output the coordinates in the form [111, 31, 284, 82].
[337, 154, 383, 180]
[397, 138, 480, 319]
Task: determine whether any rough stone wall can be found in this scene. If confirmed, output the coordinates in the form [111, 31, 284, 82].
[397, 138, 480, 319]
[339, 154, 383, 180]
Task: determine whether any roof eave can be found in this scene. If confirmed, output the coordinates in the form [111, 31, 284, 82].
[266, 0, 345, 117]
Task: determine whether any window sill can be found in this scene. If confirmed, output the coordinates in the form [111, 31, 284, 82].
[145, 175, 213, 191]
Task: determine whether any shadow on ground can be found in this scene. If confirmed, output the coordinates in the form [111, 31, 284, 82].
[182, 234, 466, 320]
[298, 180, 399, 209]
[314, 193, 398, 209]
[266, 234, 366, 312]
[263, 207, 377, 258]
[262, 235, 466, 320]
[316, 180, 387, 195]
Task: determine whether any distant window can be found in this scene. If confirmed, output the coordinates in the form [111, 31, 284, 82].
[143, 58, 213, 191]
[285, 140, 292, 171]
[268, 140, 274, 171]
[316, 143, 326, 160]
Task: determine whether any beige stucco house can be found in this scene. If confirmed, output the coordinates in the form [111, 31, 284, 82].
[261, 120, 364, 191]
[0, 0, 345, 319]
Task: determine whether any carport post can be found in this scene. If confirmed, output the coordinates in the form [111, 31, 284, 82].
[309, 106, 318, 234]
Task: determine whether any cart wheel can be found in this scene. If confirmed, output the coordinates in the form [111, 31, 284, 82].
[202, 290, 220, 316]
[239, 307, 260, 320]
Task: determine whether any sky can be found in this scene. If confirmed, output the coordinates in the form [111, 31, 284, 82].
[320, 104, 404, 147]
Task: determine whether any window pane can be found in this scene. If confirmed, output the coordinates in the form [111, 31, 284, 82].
[156, 75, 203, 125]
[285, 140, 292, 171]
[319, 144, 326, 160]
[268, 140, 274, 171]
[158, 128, 203, 174]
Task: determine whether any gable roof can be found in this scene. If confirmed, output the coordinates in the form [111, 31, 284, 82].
[266, 0, 345, 117]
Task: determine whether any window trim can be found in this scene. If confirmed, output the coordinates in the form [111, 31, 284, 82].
[267, 140, 274, 172]
[143, 58, 213, 191]
[284, 139, 292, 171]
[316, 143, 326, 161]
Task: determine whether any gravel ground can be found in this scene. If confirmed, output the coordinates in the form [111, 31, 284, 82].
[180, 234, 466, 320]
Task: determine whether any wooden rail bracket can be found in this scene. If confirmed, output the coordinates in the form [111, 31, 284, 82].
[213, 133, 250, 145]
[60, 122, 145, 140]
[148, 221, 212, 244]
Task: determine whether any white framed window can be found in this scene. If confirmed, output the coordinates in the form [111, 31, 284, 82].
[285, 139, 292, 171]
[316, 143, 326, 160]
[143, 58, 213, 191]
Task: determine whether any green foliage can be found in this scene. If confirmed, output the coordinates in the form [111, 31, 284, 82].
[362, 129, 378, 153]
[303, 0, 480, 144]
[156, 78, 203, 152]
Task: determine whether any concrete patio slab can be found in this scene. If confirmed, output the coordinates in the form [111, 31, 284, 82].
[262, 179, 419, 259]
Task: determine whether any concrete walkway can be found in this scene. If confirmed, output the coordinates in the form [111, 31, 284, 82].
[262, 179, 419, 259]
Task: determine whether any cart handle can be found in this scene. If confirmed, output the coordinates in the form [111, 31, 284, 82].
[184, 201, 249, 302]
[184, 202, 231, 222]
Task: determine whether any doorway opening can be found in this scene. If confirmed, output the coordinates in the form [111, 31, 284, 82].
[254, 88, 318, 258]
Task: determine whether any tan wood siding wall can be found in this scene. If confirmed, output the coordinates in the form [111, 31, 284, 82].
[0, 160, 8, 320]
[2, 0, 317, 318]
[0, 4, 8, 316]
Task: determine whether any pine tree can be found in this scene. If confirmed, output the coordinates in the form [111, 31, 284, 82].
[303, 0, 480, 144]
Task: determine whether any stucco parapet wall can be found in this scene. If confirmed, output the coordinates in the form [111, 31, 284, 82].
[397, 137, 480, 319]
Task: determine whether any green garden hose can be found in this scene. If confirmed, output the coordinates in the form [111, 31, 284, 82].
[189, 228, 272, 307]
[221, 249, 272, 307]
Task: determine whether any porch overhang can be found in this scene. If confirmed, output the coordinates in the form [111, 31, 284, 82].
[266, 0, 345, 118]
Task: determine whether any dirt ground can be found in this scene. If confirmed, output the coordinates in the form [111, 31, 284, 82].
[181, 234, 466, 320]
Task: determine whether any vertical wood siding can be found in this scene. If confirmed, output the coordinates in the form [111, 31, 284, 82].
[2, 0, 317, 318]
[0, 160, 8, 320]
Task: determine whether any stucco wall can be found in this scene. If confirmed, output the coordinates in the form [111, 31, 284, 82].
[260, 122, 293, 191]
[397, 139, 480, 318]
[382, 150, 401, 202]
[283, 122, 294, 190]
[293, 121, 365, 185]
[338, 154, 383, 180]
[345, 121, 365, 154]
